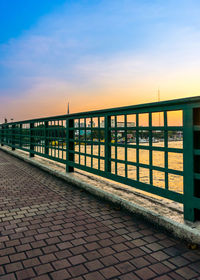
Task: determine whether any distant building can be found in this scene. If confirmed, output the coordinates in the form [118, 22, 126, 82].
[100, 120, 135, 128]
[87, 120, 96, 127]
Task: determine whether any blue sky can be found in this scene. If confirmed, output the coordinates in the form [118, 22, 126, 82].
[0, 0, 200, 121]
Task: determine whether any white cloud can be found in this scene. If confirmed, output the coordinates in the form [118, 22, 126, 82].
[0, 0, 200, 104]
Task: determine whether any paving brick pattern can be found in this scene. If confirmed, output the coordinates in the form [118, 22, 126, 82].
[0, 150, 200, 280]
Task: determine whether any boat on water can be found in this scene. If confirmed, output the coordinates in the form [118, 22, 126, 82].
[139, 138, 148, 143]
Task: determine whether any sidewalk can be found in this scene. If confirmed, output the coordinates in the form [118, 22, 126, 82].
[0, 149, 200, 280]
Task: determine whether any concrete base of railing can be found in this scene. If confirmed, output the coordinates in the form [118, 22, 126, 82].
[1, 146, 200, 245]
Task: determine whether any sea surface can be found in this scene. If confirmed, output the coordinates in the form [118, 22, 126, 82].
[36, 140, 183, 194]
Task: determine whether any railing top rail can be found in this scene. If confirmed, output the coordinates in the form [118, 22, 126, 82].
[1, 95, 200, 125]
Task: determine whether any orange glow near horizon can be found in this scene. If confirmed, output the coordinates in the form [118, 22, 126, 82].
[0, 91, 190, 127]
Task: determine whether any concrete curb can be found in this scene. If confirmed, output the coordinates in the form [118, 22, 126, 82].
[1, 147, 200, 245]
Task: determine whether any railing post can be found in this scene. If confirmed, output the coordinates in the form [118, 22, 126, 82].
[66, 118, 74, 172]
[30, 123, 34, 157]
[12, 124, 16, 151]
[105, 115, 111, 173]
[19, 124, 22, 148]
[4, 124, 7, 145]
[1, 125, 4, 146]
[7, 125, 10, 145]
[45, 121, 49, 155]
[183, 108, 195, 221]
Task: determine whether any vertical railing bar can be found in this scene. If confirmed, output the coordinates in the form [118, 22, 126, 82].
[57, 121, 59, 158]
[45, 121, 49, 156]
[78, 118, 80, 164]
[6, 124, 8, 145]
[183, 107, 195, 221]
[125, 114, 128, 178]
[91, 117, 93, 169]
[98, 117, 100, 170]
[66, 117, 74, 172]
[48, 121, 52, 156]
[53, 121, 55, 158]
[62, 120, 64, 160]
[149, 113, 153, 185]
[164, 111, 168, 190]
[6, 125, 8, 146]
[105, 115, 111, 173]
[12, 124, 15, 151]
[66, 118, 68, 169]
[115, 116, 117, 175]
[84, 118, 86, 167]
[1, 125, 4, 146]
[19, 124, 22, 148]
[59, 121, 61, 159]
[30, 122, 34, 157]
[52, 121, 54, 157]
[136, 113, 139, 181]
[61, 120, 63, 160]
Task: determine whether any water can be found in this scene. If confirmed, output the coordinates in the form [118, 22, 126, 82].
[75, 141, 183, 193]
[35, 140, 183, 194]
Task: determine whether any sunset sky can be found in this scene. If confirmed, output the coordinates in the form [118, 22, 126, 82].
[0, 0, 200, 122]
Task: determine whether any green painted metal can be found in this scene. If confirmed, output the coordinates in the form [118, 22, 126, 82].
[66, 119, 74, 172]
[105, 116, 111, 173]
[1, 125, 4, 146]
[12, 124, 15, 151]
[30, 123, 34, 157]
[183, 108, 195, 221]
[45, 121, 49, 155]
[0, 96, 200, 221]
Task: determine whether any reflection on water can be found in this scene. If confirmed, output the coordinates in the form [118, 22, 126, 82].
[35, 140, 183, 194]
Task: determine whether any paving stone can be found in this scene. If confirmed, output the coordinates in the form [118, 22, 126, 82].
[119, 272, 140, 280]
[0, 256, 10, 265]
[55, 249, 72, 259]
[135, 267, 157, 280]
[50, 269, 71, 280]
[114, 251, 132, 261]
[5, 262, 23, 273]
[52, 259, 71, 270]
[39, 253, 57, 264]
[0, 266, 5, 275]
[84, 250, 102, 261]
[68, 264, 88, 277]
[26, 248, 43, 258]
[175, 266, 199, 279]
[70, 245, 87, 255]
[168, 271, 187, 280]
[151, 251, 170, 261]
[16, 243, 32, 252]
[150, 263, 171, 275]
[0, 274, 16, 280]
[16, 268, 35, 279]
[69, 254, 87, 265]
[100, 266, 121, 278]
[23, 257, 41, 268]
[85, 259, 104, 271]
[98, 247, 115, 256]
[83, 271, 105, 280]
[33, 275, 51, 280]
[154, 276, 173, 280]
[115, 261, 136, 273]
[10, 252, 26, 262]
[34, 263, 54, 275]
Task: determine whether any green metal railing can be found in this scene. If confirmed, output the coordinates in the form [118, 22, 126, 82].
[1, 96, 200, 221]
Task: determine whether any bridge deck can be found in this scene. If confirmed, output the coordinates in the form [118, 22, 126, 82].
[0, 150, 200, 280]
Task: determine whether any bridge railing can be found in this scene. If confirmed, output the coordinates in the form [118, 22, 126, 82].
[1, 96, 200, 222]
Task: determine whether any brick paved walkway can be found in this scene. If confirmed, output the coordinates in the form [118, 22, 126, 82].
[0, 150, 200, 280]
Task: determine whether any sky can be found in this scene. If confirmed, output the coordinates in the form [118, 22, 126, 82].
[0, 0, 200, 122]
